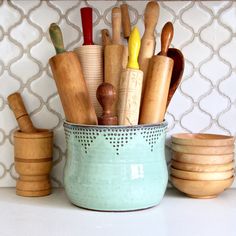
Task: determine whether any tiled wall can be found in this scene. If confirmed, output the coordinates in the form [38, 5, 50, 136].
[0, 0, 235, 187]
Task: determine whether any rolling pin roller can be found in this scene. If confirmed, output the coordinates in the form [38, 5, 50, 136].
[139, 22, 174, 124]
[49, 23, 97, 125]
[118, 27, 143, 125]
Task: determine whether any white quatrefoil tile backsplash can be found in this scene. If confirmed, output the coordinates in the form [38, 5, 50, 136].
[0, 0, 235, 187]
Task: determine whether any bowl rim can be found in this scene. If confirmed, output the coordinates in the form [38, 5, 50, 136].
[63, 120, 168, 129]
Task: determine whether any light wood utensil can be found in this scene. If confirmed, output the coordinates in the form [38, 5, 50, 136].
[118, 27, 143, 125]
[171, 166, 234, 181]
[172, 151, 234, 165]
[8, 92, 53, 197]
[104, 7, 124, 115]
[49, 23, 97, 125]
[8, 93, 37, 133]
[172, 133, 235, 147]
[171, 175, 234, 199]
[139, 22, 174, 124]
[171, 160, 235, 172]
[96, 82, 118, 125]
[138, 1, 160, 94]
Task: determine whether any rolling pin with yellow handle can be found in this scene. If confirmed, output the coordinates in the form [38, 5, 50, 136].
[8, 92, 37, 133]
[49, 23, 97, 125]
[118, 27, 143, 125]
[104, 7, 124, 115]
[139, 22, 174, 124]
[138, 1, 160, 94]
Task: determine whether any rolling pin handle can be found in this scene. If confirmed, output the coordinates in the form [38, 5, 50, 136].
[160, 22, 174, 56]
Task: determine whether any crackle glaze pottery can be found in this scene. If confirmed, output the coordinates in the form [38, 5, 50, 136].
[63, 121, 168, 211]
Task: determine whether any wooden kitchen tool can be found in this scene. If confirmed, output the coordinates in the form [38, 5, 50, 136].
[8, 93, 37, 133]
[138, 1, 160, 94]
[118, 27, 143, 125]
[139, 22, 174, 124]
[81, 7, 93, 45]
[96, 82, 118, 125]
[101, 29, 111, 46]
[8, 92, 53, 197]
[49, 23, 97, 125]
[104, 7, 124, 115]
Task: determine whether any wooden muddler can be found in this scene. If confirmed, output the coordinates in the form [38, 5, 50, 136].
[104, 7, 124, 115]
[8, 93, 37, 133]
[118, 27, 143, 125]
[138, 1, 159, 94]
[49, 23, 97, 125]
[139, 22, 174, 124]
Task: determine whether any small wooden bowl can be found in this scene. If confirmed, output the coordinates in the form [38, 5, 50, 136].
[172, 133, 235, 147]
[171, 160, 235, 172]
[172, 151, 234, 165]
[171, 143, 234, 155]
[171, 175, 234, 198]
[170, 167, 234, 181]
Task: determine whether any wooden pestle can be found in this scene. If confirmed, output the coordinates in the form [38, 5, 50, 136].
[104, 7, 124, 116]
[138, 1, 160, 94]
[96, 82, 118, 125]
[118, 27, 143, 125]
[139, 22, 174, 124]
[8, 92, 37, 133]
[49, 23, 97, 125]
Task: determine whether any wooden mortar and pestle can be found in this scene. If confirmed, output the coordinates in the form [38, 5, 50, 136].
[8, 93, 53, 197]
[49, 23, 97, 125]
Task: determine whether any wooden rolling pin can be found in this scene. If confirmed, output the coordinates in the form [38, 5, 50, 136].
[101, 29, 111, 46]
[139, 22, 174, 124]
[49, 23, 97, 125]
[104, 7, 124, 115]
[118, 27, 143, 125]
[81, 7, 93, 45]
[138, 1, 160, 94]
[96, 82, 118, 125]
[8, 92, 37, 133]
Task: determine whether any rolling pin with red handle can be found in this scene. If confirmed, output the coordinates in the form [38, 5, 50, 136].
[81, 7, 93, 45]
[49, 23, 97, 125]
[118, 27, 143, 125]
[139, 22, 174, 124]
[8, 92, 37, 133]
[138, 1, 160, 94]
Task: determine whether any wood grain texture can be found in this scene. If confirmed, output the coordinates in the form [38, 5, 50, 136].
[121, 3, 131, 39]
[14, 129, 53, 197]
[112, 7, 122, 44]
[8, 93, 37, 133]
[138, 1, 159, 93]
[139, 55, 173, 124]
[49, 51, 98, 125]
[101, 29, 111, 46]
[118, 69, 143, 125]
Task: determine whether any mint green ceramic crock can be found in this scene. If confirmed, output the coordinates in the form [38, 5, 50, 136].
[63, 121, 168, 211]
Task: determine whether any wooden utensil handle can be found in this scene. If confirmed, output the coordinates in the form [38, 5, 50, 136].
[101, 29, 111, 46]
[121, 4, 131, 39]
[81, 7, 93, 45]
[160, 22, 174, 56]
[49, 23, 65, 54]
[112, 7, 122, 44]
[144, 1, 160, 37]
[8, 93, 37, 133]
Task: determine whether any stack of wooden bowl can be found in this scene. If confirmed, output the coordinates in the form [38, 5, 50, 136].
[170, 133, 235, 199]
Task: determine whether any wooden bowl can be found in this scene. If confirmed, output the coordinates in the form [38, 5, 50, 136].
[171, 143, 234, 155]
[172, 151, 234, 165]
[171, 175, 234, 198]
[170, 167, 234, 181]
[172, 133, 235, 146]
[171, 160, 235, 172]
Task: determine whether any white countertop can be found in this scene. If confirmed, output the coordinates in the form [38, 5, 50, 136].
[1, 188, 235, 236]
